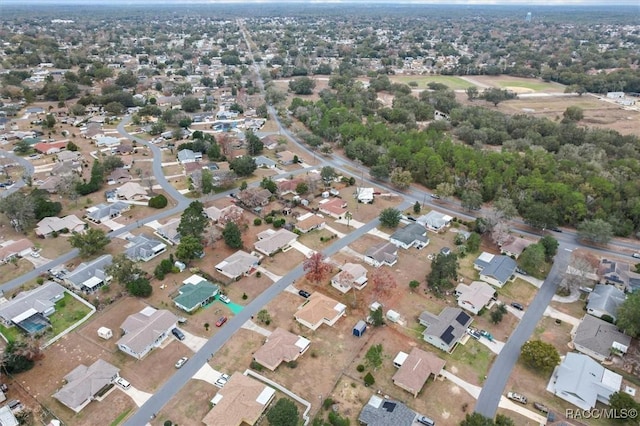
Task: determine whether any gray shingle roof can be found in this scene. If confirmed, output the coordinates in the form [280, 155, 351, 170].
[358, 395, 416, 426]
[420, 307, 472, 349]
[574, 315, 631, 359]
[0, 281, 64, 323]
[478, 254, 516, 284]
[587, 284, 626, 320]
[390, 223, 428, 246]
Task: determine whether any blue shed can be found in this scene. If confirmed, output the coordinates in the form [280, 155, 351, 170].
[353, 320, 367, 337]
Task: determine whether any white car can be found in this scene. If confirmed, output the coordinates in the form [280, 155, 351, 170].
[30, 252, 40, 258]
[116, 377, 131, 390]
[219, 294, 231, 304]
[215, 373, 230, 388]
[175, 357, 188, 369]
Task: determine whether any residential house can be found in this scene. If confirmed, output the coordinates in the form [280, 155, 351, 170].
[392, 347, 446, 398]
[572, 315, 631, 362]
[331, 263, 368, 293]
[364, 242, 398, 268]
[587, 284, 626, 321]
[237, 187, 272, 208]
[53, 359, 119, 413]
[599, 259, 640, 292]
[455, 281, 497, 315]
[95, 136, 121, 148]
[117, 307, 178, 359]
[51, 160, 82, 177]
[295, 213, 326, 234]
[473, 252, 517, 288]
[500, 236, 535, 259]
[253, 327, 310, 371]
[85, 202, 130, 223]
[124, 234, 167, 262]
[64, 254, 113, 293]
[56, 150, 81, 162]
[177, 149, 202, 164]
[419, 307, 473, 353]
[0, 281, 65, 333]
[33, 141, 67, 155]
[276, 178, 303, 196]
[35, 215, 85, 238]
[418, 211, 452, 232]
[155, 218, 181, 245]
[113, 144, 133, 155]
[117, 182, 148, 201]
[355, 187, 374, 204]
[358, 395, 417, 426]
[389, 223, 429, 250]
[107, 168, 132, 184]
[204, 204, 244, 227]
[0, 405, 19, 426]
[276, 150, 296, 165]
[37, 176, 62, 193]
[254, 155, 276, 169]
[549, 352, 622, 410]
[0, 239, 35, 263]
[173, 275, 220, 313]
[318, 198, 348, 219]
[215, 251, 260, 280]
[202, 373, 276, 426]
[254, 229, 297, 256]
[294, 292, 346, 331]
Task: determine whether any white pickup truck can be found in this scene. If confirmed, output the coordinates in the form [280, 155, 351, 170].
[507, 392, 527, 404]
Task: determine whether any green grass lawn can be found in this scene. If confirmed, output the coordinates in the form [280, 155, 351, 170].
[390, 75, 474, 90]
[0, 324, 22, 343]
[48, 293, 92, 335]
[445, 339, 494, 383]
[494, 79, 560, 91]
[497, 278, 539, 304]
[110, 409, 132, 426]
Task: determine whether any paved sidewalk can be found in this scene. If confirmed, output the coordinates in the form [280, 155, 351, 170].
[241, 319, 272, 337]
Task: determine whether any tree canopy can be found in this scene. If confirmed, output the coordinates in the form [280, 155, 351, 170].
[520, 340, 560, 374]
[267, 398, 299, 426]
[617, 292, 640, 338]
[379, 208, 401, 228]
[177, 201, 208, 239]
[69, 228, 110, 257]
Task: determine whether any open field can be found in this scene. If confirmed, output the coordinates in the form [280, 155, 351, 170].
[390, 75, 475, 90]
[465, 75, 566, 93]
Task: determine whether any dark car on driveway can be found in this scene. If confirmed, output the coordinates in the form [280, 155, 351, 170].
[510, 302, 524, 311]
[298, 289, 311, 298]
[171, 327, 185, 341]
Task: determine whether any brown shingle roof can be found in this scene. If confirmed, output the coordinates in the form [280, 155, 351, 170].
[253, 328, 310, 370]
[392, 347, 445, 397]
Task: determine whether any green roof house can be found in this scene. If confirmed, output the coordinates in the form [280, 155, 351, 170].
[173, 275, 220, 313]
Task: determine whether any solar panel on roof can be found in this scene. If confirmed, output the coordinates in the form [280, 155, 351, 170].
[382, 401, 396, 412]
[456, 311, 471, 326]
[441, 325, 455, 344]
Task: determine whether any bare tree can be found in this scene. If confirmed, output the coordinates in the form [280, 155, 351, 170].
[303, 252, 333, 284]
[370, 268, 397, 302]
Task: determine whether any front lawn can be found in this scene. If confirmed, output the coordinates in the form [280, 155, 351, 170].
[48, 293, 92, 335]
[445, 339, 494, 384]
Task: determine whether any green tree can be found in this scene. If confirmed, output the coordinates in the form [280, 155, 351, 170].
[222, 222, 243, 249]
[390, 167, 412, 190]
[435, 182, 455, 200]
[461, 189, 482, 211]
[266, 398, 299, 426]
[413, 201, 421, 214]
[106, 254, 141, 285]
[295, 182, 309, 195]
[539, 235, 559, 261]
[246, 130, 264, 156]
[520, 340, 560, 374]
[519, 243, 546, 276]
[563, 106, 584, 122]
[260, 178, 278, 193]
[481, 88, 516, 106]
[177, 201, 208, 239]
[379, 208, 401, 228]
[66, 141, 79, 151]
[577, 218, 613, 245]
[257, 309, 271, 324]
[460, 413, 496, 426]
[181, 97, 201, 112]
[69, 228, 110, 257]
[201, 168, 214, 194]
[370, 307, 384, 326]
[175, 235, 204, 263]
[521, 202, 558, 230]
[104, 101, 124, 115]
[363, 372, 375, 386]
[320, 166, 337, 184]
[427, 253, 459, 293]
[467, 233, 481, 252]
[229, 156, 257, 176]
[102, 155, 124, 172]
[148, 194, 168, 209]
[495, 415, 515, 426]
[288, 76, 316, 95]
[617, 292, 640, 338]
[609, 391, 640, 420]
[127, 277, 152, 297]
[466, 86, 479, 101]
[365, 344, 383, 369]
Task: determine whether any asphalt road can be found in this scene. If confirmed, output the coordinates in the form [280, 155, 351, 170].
[0, 149, 35, 197]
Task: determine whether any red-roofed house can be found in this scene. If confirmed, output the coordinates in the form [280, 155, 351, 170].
[33, 141, 67, 155]
[319, 198, 348, 219]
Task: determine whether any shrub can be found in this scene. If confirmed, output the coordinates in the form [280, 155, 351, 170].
[164, 421, 173, 426]
[36, 277, 44, 285]
[148, 194, 168, 209]
[256, 271, 262, 278]
[287, 360, 298, 368]
[253, 218, 262, 226]
[265, 216, 274, 224]
[250, 360, 263, 371]
[363, 372, 375, 387]
[409, 280, 420, 289]
[323, 397, 335, 410]
[601, 314, 615, 324]
[356, 364, 365, 372]
[242, 292, 248, 300]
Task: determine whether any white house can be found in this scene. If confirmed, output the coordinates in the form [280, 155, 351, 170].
[294, 293, 346, 331]
[331, 263, 368, 293]
[455, 281, 496, 315]
[117, 307, 178, 359]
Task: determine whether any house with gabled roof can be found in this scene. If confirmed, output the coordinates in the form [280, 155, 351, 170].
[275, 150, 296, 165]
[205, 204, 244, 227]
[599, 259, 640, 292]
[455, 281, 497, 315]
[34, 141, 67, 155]
[177, 148, 202, 164]
[173, 275, 220, 313]
[155, 217, 181, 245]
[0, 405, 19, 426]
[331, 263, 368, 293]
[117, 182, 148, 201]
[64, 254, 112, 293]
[473, 252, 517, 288]
[549, 352, 622, 410]
[0, 238, 35, 263]
[500, 236, 535, 259]
[254, 155, 276, 169]
[202, 373, 276, 426]
[419, 307, 472, 353]
[124, 234, 167, 262]
[253, 327, 310, 371]
[418, 211, 452, 232]
[254, 229, 297, 256]
[85, 202, 130, 223]
[95, 136, 121, 148]
[0, 281, 65, 333]
[56, 150, 81, 163]
[237, 187, 272, 208]
[295, 213, 326, 234]
[215, 251, 260, 280]
[53, 359, 119, 413]
[572, 315, 631, 362]
[294, 292, 346, 331]
[389, 223, 429, 250]
[117, 307, 178, 359]
[318, 198, 348, 219]
[392, 347, 445, 398]
[358, 395, 417, 426]
[107, 168, 132, 184]
[586, 284, 626, 321]
[364, 242, 398, 268]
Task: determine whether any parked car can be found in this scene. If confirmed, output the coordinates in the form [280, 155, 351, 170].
[218, 294, 231, 304]
[116, 377, 131, 390]
[467, 328, 481, 340]
[550, 227, 562, 232]
[507, 392, 527, 404]
[177, 317, 188, 324]
[215, 316, 227, 327]
[533, 402, 549, 413]
[510, 302, 524, 311]
[30, 252, 40, 258]
[298, 289, 311, 298]
[633, 253, 640, 259]
[171, 327, 185, 341]
[417, 415, 435, 426]
[515, 267, 527, 275]
[430, 194, 440, 199]
[175, 357, 188, 369]
[215, 373, 230, 388]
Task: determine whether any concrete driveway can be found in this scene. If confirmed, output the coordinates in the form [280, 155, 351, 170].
[290, 241, 313, 257]
[193, 363, 225, 386]
[102, 218, 125, 231]
[179, 330, 208, 353]
[25, 254, 51, 268]
[118, 385, 153, 407]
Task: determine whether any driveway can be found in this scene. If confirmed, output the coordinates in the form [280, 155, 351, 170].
[477, 336, 505, 355]
[179, 330, 208, 353]
[25, 254, 51, 268]
[241, 319, 272, 337]
[256, 266, 282, 282]
[102, 219, 125, 231]
[367, 228, 391, 240]
[119, 385, 153, 408]
[324, 225, 346, 238]
[192, 363, 225, 386]
[290, 241, 314, 257]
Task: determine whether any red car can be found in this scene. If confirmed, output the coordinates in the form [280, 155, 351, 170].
[215, 316, 228, 327]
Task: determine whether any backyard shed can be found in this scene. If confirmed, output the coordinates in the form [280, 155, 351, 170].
[353, 320, 367, 337]
[386, 310, 401, 323]
[97, 327, 112, 340]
